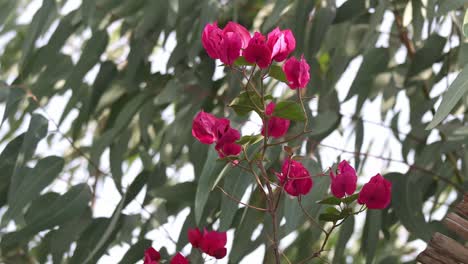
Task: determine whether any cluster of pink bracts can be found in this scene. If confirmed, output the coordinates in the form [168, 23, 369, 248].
[144, 228, 228, 264]
[202, 22, 310, 89]
[194, 21, 392, 208]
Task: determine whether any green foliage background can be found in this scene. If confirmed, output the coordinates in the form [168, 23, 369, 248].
[0, 0, 467, 263]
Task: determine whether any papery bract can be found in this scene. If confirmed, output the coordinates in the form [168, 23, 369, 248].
[223, 22, 251, 49]
[201, 22, 243, 65]
[202, 22, 223, 59]
[192, 111, 218, 144]
[243, 32, 272, 68]
[276, 159, 313, 196]
[188, 228, 227, 259]
[262, 102, 290, 138]
[267, 27, 296, 62]
[144, 247, 161, 264]
[218, 32, 242, 65]
[358, 174, 392, 209]
[283, 55, 310, 89]
[188, 228, 203, 248]
[200, 230, 228, 259]
[330, 160, 358, 198]
[215, 127, 241, 158]
[170, 253, 189, 264]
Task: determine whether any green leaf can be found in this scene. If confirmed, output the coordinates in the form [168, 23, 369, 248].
[464, 10, 468, 37]
[386, 173, 433, 241]
[119, 239, 153, 264]
[319, 212, 343, 222]
[268, 65, 287, 83]
[427, 65, 468, 129]
[361, 210, 382, 264]
[332, 216, 355, 264]
[407, 34, 446, 77]
[345, 48, 389, 113]
[219, 167, 253, 231]
[436, 0, 468, 16]
[5, 156, 64, 223]
[317, 196, 341, 205]
[342, 193, 359, 204]
[229, 91, 262, 116]
[69, 217, 122, 264]
[8, 114, 48, 206]
[325, 206, 341, 215]
[20, 0, 56, 67]
[194, 148, 228, 224]
[272, 101, 305, 121]
[84, 192, 127, 263]
[0, 87, 25, 128]
[0, 135, 24, 207]
[236, 134, 264, 145]
[307, 5, 336, 56]
[1, 184, 92, 249]
[234, 56, 254, 66]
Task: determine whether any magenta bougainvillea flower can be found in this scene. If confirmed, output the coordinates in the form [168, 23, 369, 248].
[170, 253, 189, 264]
[267, 27, 296, 62]
[358, 174, 392, 209]
[192, 111, 241, 157]
[276, 159, 313, 196]
[262, 102, 290, 138]
[188, 228, 227, 259]
[243, 32, 272, 68]
[201, 22, 250, 65]
[329, 160, 358, 198]
[144, 247, 161, 264]
[214, 126, 242, 158]
[283, 55, 310, 89]
[191, 111, 218, 144]
[223, 21, 251, 50]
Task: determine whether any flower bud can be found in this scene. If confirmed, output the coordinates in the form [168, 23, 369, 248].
[282, 55, 310, 89]
[330, 160, 357, 198]
[358, 174, 392, 209]
[267, 27, 296, 62]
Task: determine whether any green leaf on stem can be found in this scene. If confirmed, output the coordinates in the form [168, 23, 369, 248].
[427, 64, 468, 129]
[342, 193, 359, 204]
[464, 10, 468, 37]
[236, 134, 264, 145]
[325, 206, 341, 215]
[317, 196, 341, 205]
[229, 91, 263, 116]
[234, 56, 254, 66]
[319, 213, 343, 222]
[268, 65, 287, 83]
[272, 101, 305, 121]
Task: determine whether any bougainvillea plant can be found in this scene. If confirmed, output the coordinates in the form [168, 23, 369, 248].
[143, 21, 392, 264]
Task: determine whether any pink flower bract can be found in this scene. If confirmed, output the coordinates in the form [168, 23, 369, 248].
[144, 247, 161, 264]
[262, 102, 290, 138]
[192, 111, 218, 144]
[243, 32, 272, 68]
[283, 55, 310, 89]
[170, 253, 189, 264]
[223, 22, 251, 50]
[188, 228, 227, 259]
[201, 22, 251, 65]
[276, 159, 313, 196]
[329, 160, 358, 198]
[358, 174, 392, 209]
[267, 27, 296, 62]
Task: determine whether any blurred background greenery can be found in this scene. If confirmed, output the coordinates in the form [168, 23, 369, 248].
[0, 0, 467, 263]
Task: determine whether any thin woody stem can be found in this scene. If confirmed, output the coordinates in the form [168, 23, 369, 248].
[216, 186, 268, 211]
[297, 196, 327, 234]
[297, 89, 309, 132]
